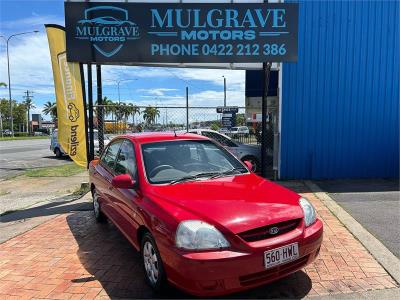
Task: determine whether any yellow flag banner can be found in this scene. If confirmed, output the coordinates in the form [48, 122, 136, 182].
[45, 25, 87, 167]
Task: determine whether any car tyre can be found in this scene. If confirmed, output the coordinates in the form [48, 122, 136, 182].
[92, 189, 107, 223]
[141, 232, 167, 292]
[55, 147, 62, 158]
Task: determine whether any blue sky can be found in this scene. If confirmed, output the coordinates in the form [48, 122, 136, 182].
[0, 0, 247, 120]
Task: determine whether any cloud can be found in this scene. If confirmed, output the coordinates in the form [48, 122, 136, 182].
[137, 88, 179, 96]
[0, 14, 63, 31]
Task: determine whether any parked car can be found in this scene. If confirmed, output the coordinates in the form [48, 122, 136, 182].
[50, 129, 110, 158]
[89, 132, 323, 297]
[189, 129, 262, 172]
[3, 129, 12, 137]
[50, 129, 66, 158]
[230, 126, 250, 137]
[218, 127, 230, 134]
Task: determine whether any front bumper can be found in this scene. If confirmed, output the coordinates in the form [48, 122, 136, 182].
[159, 219, 323, 297]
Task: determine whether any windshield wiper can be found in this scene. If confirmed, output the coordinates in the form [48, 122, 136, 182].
[169, 172, 219, 185]
[208, 167, 248, 179]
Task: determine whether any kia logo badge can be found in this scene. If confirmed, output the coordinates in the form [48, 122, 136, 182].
[269, 227, 279, 235]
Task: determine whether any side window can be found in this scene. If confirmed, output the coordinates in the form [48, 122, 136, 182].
[115, 140, 137, 178]
[101, 140, 122, 171]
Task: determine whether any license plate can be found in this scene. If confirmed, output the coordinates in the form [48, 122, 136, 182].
[264, 242, 299, 269]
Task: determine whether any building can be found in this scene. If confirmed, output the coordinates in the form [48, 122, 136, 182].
[246, 0, 399, 179]
[31, 114, 42, 132]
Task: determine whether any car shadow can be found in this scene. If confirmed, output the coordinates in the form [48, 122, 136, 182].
[0, 197, 91, 223]
[66, 211, 312, 299]
[41, 155, 72, 161]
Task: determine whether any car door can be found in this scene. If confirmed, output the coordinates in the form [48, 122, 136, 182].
[94, 139, 123, 221]
[110, 139, 142, 243]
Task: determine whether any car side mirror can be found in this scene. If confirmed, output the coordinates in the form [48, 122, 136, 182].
[244, 161, 253, 172]
[112, 174, 136, 189]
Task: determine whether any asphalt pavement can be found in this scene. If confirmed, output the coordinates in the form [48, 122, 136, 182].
[316, 179, 400, 258]
[0, 138, 70, 179]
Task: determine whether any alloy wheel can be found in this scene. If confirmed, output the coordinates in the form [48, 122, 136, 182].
[143, 241, 159, 285]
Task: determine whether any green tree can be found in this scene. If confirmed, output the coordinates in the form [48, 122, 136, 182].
[143, 106, 160, 125]
[235, 113, 246, 126]
[43, 101, 57, 122]
[0, 82, 7, 88]
[0, 98, 27, 131]
[128, 103, 140, 125]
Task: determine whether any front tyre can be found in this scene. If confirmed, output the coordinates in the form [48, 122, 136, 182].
[141, 232, 167, 292]
[92, 189, 107, 223]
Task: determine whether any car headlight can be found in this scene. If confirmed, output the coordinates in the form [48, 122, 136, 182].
[176, 220, 230, 250]
[299, 197, 316, 227]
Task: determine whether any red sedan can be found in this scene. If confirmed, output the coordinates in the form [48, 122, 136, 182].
[89, 133, 323, 296]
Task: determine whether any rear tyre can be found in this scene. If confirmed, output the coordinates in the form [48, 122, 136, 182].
[92, 189, 107, 223]
[55, 148, 62, 158]
[141, 232, 167, 292]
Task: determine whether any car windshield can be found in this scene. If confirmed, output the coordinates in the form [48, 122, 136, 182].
[141, 140, 247, 184]
[231, 128, 238, 132]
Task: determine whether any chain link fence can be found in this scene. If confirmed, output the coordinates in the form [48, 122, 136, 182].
[93, 104, 276, 176]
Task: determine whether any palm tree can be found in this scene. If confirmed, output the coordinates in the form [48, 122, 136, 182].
[143, 106, 160, 125]
[43, 101, 57, 122]
[128, 104, 140, 126]
[23, 98, 35, 134]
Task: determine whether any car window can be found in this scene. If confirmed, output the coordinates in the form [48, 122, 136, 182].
[114, 140, 137, 178]
[201, 131, 237, 147]
[101, 140, 122, 171]
[142, 140, 246, 184]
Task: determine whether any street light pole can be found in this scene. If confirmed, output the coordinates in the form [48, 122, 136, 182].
[0, 31, 39, 137]
[222, 76, 227, 107]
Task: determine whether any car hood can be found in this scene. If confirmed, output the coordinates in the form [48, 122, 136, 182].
[147, 174, 303, 234]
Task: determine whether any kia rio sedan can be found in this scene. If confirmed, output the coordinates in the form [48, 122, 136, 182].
[89, 133, 323, 296]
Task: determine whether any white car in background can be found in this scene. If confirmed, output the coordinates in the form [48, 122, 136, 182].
[50, 129, 110, 158]
[188, 129, 262, 172]
[230, 126, 250, 137]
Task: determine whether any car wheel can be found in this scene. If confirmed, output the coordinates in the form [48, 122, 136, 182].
[141, 232, 167, 292]
[55, 148, 62, 158]
[92, 189, 107, 223]
[243, 156, 259, 173]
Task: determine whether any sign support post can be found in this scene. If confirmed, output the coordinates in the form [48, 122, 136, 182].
[261, 62, 272, 178]
[79, 63, 90, 168]
[87, 64, 94, 162]
[96, 64, 104, 154]
[186, 87, 189, 132]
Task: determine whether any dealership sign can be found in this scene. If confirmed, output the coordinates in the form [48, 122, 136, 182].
[65, 2, 298, 63]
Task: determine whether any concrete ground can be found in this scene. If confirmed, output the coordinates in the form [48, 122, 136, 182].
[316, 179, 400, 258]
[0, 182, 397, 299]
[0, 139, 70, 179]
[0, 172, 88, 215]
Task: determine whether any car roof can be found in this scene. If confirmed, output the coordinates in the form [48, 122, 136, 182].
[189, 129, 232, 140]
[115, 132, 209, 144]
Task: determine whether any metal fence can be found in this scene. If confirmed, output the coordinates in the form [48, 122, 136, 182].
[94, 104, 250, 134]
[93, 104, 276, 177]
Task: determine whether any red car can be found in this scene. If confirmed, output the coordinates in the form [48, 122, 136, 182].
[89, 133, 323, 296]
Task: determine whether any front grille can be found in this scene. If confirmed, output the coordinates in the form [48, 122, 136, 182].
[239, 255, 309, 286]
[238, 219, 301, 242]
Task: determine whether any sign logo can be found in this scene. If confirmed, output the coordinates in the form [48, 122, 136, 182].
[67, 103, 80, 122]
[75, 6, 140, 57]
[269, 227, 279, 235]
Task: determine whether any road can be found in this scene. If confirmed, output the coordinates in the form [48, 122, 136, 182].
[317, 179, 400, 258]
[0, 139, 70, 179]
